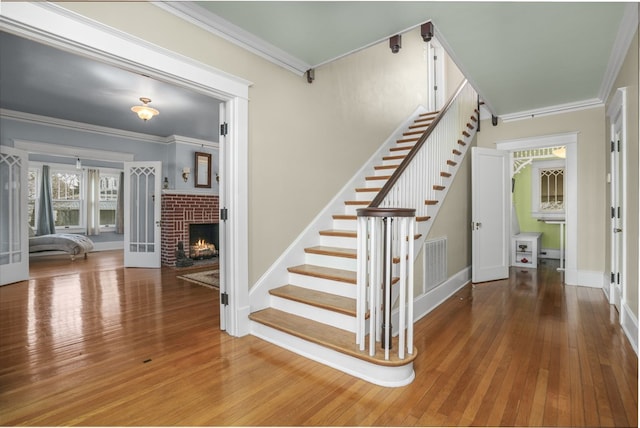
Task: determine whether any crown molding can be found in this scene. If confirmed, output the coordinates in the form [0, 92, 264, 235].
[500, 98, 603, 123]
[155, 2, 311, 76]
[1, 109, 216, 147]
[598, 2, 639, 103]
[13, 139, 135, 162]
[2, 109, 167, 144]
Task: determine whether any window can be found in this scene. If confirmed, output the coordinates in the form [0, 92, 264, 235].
[531, 159, 565, 220]
[28, 163, 121, 233]
[51, 170, 82, 228]
[99, 173, 119, 230]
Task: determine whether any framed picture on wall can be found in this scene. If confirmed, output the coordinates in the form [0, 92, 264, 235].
[195, 152, 211, 188]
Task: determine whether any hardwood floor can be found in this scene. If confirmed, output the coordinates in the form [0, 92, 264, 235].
[0, 253, 636, 426]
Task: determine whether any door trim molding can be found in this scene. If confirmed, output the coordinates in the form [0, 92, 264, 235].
[497, 132, 578, 284]
[0, 2, 251, 335]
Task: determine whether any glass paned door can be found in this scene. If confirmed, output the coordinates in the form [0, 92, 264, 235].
[124, 162, 161, 268]
[0, 146, 29, 285]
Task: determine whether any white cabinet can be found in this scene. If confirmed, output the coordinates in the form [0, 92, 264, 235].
[512, 232, 542, 268]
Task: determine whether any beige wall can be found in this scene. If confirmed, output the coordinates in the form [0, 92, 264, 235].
[477, 108, 607, 273]
[59, 2, 438, 285]
[426, 139, 473, 276]
[606, 28, 639, 318]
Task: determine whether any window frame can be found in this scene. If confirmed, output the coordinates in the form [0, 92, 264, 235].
[530, 159, 566, 220]
[28, 162, 122, 234]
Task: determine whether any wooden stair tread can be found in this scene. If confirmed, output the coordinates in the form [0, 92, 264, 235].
[345, 200, 370, 206]
[433, 185, 445, 191]
[416, 215, 431, 222]
[288, 264, 356, 284]
[249, 308, 417, 366]
[366, 175, 391, 180]
[374, 164, 400, 170]
[383, 154, 406, 161]
[305, 246, 356, 259]
[452, 149, 462, 156]
[319, 229, 356, 238]
[333, 214, 356, 220]
[390, 146, 412, 152]
[270, 285, 356, 316]
[425, 200, 438, 205]
[397, 137, 419, 144]
[356, 187, 381, 193]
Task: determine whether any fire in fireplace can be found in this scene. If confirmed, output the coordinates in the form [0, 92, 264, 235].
[189, 223, 219, 260]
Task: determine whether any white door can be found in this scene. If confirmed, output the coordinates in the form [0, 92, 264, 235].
[124, 161, 161, 268]
[471, 147, 511, 283]
[610, 134, 623, 312]
[0, 146, 29, 285]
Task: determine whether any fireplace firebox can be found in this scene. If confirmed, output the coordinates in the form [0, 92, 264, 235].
[189, 223, 219, 259]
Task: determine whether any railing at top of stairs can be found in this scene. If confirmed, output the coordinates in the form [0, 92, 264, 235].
[356, 79, 479, 360]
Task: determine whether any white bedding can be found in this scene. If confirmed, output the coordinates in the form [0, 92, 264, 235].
[29, 233, 94, 259]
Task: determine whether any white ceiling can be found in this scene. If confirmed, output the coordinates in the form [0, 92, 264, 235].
[0, 1, 634, 140]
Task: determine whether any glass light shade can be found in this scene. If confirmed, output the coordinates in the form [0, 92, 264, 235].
[131, 105, 159, 121]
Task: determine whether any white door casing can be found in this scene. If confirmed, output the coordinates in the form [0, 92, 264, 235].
[608, 87, 627, 314]
[471, 147, 511, 283]
[124, 162, 162, 268]
[1, 2, 251, 335]
[496, 132, 578, 285]
[0, 146, 29, 286]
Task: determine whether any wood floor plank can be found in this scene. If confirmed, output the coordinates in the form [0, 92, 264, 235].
[0, 253, 636, 426]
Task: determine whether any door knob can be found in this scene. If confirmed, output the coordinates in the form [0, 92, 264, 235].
[614, 228, 622, 233]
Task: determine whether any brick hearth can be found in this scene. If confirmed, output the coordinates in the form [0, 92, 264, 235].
[161, 191, 219, 266]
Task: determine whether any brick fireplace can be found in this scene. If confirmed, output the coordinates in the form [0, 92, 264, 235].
[161, 191, 219, 266]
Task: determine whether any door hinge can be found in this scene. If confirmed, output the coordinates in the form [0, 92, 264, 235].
[611, 207, 615, 218]
[611, 272, 615, 283]
[221, 292, 229, 306]
[220, 207, 228, 221]
[617, 140, 621, 152]
[220, 122, 228, 136]
[617, 273, 621, 284]
[617, 206, 621, 219]
[611, 141, 615, 152]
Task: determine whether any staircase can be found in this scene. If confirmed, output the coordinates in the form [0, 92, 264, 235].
[249, 81, 478, 387]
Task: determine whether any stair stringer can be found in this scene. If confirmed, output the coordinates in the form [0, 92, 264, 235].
[249, 105, 430, 311]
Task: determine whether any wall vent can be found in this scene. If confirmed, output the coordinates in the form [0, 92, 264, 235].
[423, 237, 447, 292]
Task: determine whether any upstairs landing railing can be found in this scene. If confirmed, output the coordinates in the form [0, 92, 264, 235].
[356, 79, 479, 360]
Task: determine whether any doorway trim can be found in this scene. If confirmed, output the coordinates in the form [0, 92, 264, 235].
[0, 2, 251, 336]
[496, 132, 578, 285]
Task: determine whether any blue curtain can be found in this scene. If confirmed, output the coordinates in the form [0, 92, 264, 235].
[37, 165, 56, 236]
[115, 171, 124, 234]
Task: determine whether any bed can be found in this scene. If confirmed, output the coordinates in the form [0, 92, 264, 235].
[29, 233, 95, 260]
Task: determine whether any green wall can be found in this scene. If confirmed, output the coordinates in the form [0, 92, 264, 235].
[513, 164, 561, 250]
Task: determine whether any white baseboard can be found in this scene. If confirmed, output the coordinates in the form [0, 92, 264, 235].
[92, 242, 124, 251]
[412, 266, 471, 323]
[621, 300, 639, 355]
[565, 269, 606, 288]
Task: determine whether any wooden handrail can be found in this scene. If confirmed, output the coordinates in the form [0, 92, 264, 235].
[357, 207, 416, 218]
[369, 78, 469, 208]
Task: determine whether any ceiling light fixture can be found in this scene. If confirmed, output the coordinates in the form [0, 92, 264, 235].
[131, 97, 159, 121]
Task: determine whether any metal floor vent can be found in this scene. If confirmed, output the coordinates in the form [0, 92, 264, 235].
[423, 237, 447, 292]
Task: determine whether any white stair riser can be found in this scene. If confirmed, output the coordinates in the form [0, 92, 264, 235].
[345, 204, 366, 216]
[355, 190, 378, 201]
[270, 295, 357, 333]
[320, 235, 357, 248]
[364, 178, 388, 188]
[288, 272, 356, 298]
[305, 252, 357, 271]
[249, 322, 415, 387]
[373, 167, 394, 177]
[333, 218, 357, 229]
[382, 158, 404, 166]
